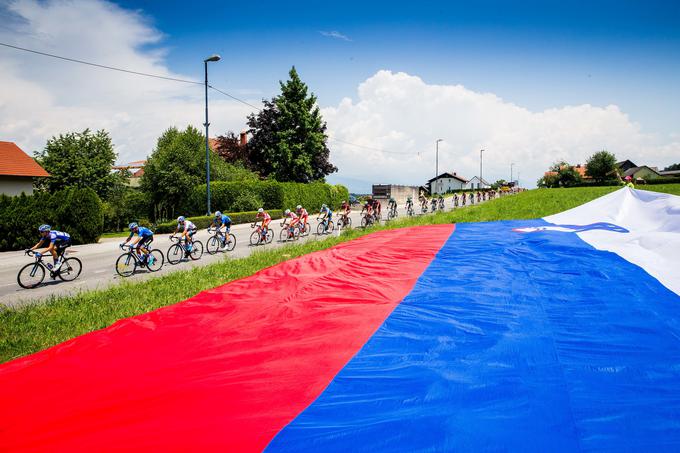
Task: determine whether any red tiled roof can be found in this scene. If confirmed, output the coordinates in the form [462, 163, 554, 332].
[132, 168, 144, 177]
[0, 141, 50, 177]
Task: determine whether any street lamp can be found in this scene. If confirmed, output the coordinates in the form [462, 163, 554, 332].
[480, 149, 485, 188]
[510, 162, 515, 184]
[204, 54, 221, 215]
[435, 139, 443, 194]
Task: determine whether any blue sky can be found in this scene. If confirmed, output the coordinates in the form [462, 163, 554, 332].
[113, 0, 680, 133]
[2, 0, 678, 191]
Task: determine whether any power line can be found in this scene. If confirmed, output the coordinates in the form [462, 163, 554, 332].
[0, 41, 203, 85]
[1, 41, 417, 155]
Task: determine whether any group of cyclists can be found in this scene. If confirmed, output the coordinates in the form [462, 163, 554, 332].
[23, 190, 504, 286]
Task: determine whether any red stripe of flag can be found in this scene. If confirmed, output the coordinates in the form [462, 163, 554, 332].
[0, 224, 454, 452]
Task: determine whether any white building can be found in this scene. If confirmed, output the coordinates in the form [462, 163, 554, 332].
[427, 172, 468, 195]
[464, 176, 491, 190]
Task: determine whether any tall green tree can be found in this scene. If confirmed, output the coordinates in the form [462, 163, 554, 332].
[538, 161, 582, 188]
[247, 67, 337, 182]
[140, 125, 257, 220]
[34, 129, 123, 199]
[585, 150, 617, 181]
[663, 163, 680, 171]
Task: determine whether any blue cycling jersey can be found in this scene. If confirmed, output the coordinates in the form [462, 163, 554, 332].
[320, 207, 332, 217]
[217, 214, 231, 226]
[129, 227, 153, 239]
[48, 231, 70, 243]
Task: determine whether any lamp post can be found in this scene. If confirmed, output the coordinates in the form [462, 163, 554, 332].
[435, 139, 443, 194]
[480, 149, 484, 188]
[203, 54, 221, 215]
[510, 162, 515, 184]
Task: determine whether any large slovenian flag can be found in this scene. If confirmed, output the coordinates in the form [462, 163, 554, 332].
[1, 187, 680, 451]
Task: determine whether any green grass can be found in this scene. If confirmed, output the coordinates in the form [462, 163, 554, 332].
[100, 231, 130, 239]
[0, 185, 658, 363]
[638, 183, 680, 196]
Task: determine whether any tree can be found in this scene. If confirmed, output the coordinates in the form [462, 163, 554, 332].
[247, 67, 337, 182]
[538, 161, 582, 188]
[35, 129, 123, 199]
[490, 179, 507, 190]
[663, 163, 680, 171]
[214, 131, 250, 165]
[585, 150, 617, 181]
[140, 126, 257, 220]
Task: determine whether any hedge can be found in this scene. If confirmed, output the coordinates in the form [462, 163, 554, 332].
[0, 188, 104, 251]
[153, 210, 284, 234]
[643, 177, 680, 185]
[190, 181, 349, 215]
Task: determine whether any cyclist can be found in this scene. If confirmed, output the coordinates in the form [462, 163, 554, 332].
[438, 196, 445, 210]
[255, 207, 271, 240]
[170, 216, 197, 251]
[338, 200, 351, 226]
[388, 197, 397, 217]
[419, 195, 428, 212]
[29, 224, 71, 272]
[361, 199, 373, 217]
[371, 198, 382, 220]
[121, 222, 154, 264]
[318, 203, 333, 232]
[453, 193, 459, 207]
[405, 196, 413, 214]
[282, 209, 300, 238]
[210, 211, 233, 246]
[295, 205, 309, 234]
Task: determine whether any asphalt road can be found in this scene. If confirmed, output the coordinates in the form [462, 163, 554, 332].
[0, 198, 492, 307]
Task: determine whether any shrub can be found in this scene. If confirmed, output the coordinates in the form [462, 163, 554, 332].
[644, 177, 680, 185]
[0, 188, 104, 251]
[231, 193, 263, 212]
[153, 210, 283, 234]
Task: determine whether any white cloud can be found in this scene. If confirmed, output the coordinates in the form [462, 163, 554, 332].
[0, 0, 258, 163]
[319, 30, 351, 42]
[323, 71, 680, 188]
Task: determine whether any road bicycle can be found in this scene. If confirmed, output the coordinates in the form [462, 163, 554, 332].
[250, 224, 273, 246]
[361, 212, 375, 228]
[116, 243, 164, 277]
[17, 249, 82, 289]
[316, 217, 335, 235]
[167, 236, 203, 265]
[438, 198, 445, 210]
[337, 213, 352, 229]
[421, 202, 428, 214]
[279, 221, 301, 242]
[206, 227, 236, 254]
[297, 221, 311, 237]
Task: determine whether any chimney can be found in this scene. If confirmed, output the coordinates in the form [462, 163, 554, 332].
[239, 131, 248, 147]
[453, 172, 456, 176]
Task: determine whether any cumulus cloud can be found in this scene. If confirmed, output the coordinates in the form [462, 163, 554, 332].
[323, 71, 680, 188]
[319, 30, 351, 42]
[0, 0, 258, 163]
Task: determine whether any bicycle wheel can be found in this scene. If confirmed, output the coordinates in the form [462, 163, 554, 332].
[280, 228, 289, 242]
[266, 229, 274, 244]
[361, 216, 368, 228]
[147, 249, 164, 272]
[317, 222, 325, 235]
[167, 244, 183, 265]
[115, 253, 136, 277]
[250, 231, 260, 246]
[17, 262, 45, 289]
[189, 241, 203, 260]
[207, 235, 220, 255]
[327, 220, 335, 234]
[301, 223, 310, 237]
[224, 233, 236, 252]
[57, 257, 82, 282]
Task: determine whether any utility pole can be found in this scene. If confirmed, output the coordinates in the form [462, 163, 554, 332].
[480, 149, 484, 188]
[435, 139, 443, 194]
[510, 162, 515, 184]
[203, 54, 221, 215]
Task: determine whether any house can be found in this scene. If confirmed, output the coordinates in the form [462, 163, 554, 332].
[112, 160, 146, 187]
[464, 176, 491, 190]
[427, 172, 468, 195]
[616, 160, 638, 172]
[622, 165, 662, 181]
[0, 141, 50, 196]
[372, 184, 420, 203]
[659, 169, 680, 177]
[544, 164, 589, 180]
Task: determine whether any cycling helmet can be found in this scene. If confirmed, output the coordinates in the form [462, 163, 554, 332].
[38, 224, 51, 232]
[321, 204, 327, 209]
[215, 211, 222, 218]
[177, 216, 185, 223]
[296, 205, 302, 210]
[285, 209, 291, 215]
[341, 200, 346, 204]
[258, 208, 264, 213]
[129, 222, 138, 230]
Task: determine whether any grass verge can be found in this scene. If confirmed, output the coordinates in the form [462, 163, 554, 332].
[0, 185, 649, 363]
